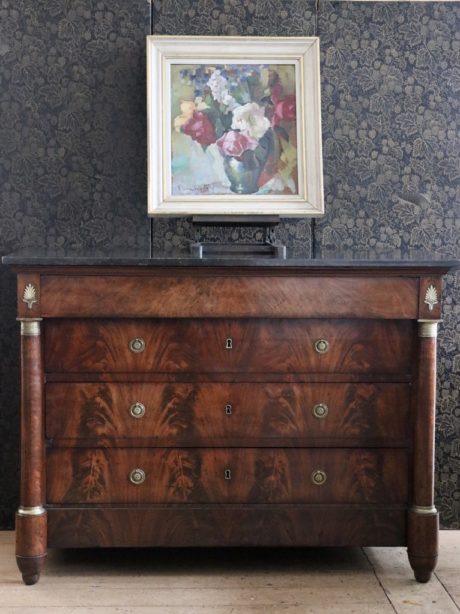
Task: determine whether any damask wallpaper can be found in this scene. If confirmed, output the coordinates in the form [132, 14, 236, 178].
[0, 1, 459, 528]
[0, 0, 151, 528]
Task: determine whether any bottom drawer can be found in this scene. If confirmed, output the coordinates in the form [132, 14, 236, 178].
[46, 448, 408, 505]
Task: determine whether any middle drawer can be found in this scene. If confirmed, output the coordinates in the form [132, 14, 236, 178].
[44, 318, 414, 374]
[46, 382, 410, 444]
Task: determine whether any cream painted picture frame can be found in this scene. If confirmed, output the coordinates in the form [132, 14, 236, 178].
[147, 36, 323, 217]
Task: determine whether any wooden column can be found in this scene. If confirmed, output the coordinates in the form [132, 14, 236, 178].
[407, 319, 440, 583]
[16, 318, 47, 585]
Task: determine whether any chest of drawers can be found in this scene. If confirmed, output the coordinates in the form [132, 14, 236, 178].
[5, 252, 459, 585]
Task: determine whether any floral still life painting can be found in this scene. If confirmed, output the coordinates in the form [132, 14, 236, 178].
[147, 37, 323, 216]
[171, 64, 298, 197]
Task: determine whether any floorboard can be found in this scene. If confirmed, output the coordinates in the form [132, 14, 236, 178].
[0, 531, 458, 613]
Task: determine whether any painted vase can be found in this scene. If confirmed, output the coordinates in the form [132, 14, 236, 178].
[223, 151, 265, 195]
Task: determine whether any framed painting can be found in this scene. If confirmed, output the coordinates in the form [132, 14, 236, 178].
[147, 36, 323, 217]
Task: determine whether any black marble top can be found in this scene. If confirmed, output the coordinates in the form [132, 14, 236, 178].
[2, 247, 460, 270]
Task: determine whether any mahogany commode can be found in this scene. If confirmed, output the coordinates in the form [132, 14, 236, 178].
[4, 249, 459, 585]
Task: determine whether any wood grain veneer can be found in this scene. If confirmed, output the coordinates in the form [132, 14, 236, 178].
[40, 275, 419, 319]
[10, 262, 455, 584]
[44, 318, 414, 374]
[46, 382, 410, 445]
[47, 505, 407, 548]
[46, 448, 409, 505]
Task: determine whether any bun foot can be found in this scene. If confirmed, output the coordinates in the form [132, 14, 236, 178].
[16, 554, 46, 585]
[414, 569, 432, 583]
[23, 573, 40, 586]
[408, 554, 437, 584]
[407, 510, 438, 585]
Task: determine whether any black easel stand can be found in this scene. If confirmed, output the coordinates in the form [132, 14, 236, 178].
[189, 215, 286, 259]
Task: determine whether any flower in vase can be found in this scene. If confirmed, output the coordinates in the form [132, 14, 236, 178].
[270, 82, 284, 104]
[174, 100, 197, 132]
[207, 69, 228, 103]
[207, 69, 238, 109]
[231, 102, 271, 139]
[216, 130, 259, 158]
[182, 111, 217, 146]
[272, 95, 296, 126]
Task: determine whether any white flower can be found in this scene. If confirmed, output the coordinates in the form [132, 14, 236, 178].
[207, 70, 238, 109]
[207, 70, 229, 104]
[222, 92, 239, 111]
[231, 102, 270, 140]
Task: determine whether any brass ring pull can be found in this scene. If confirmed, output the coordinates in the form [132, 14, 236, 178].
[314, 338, 329, 354]
[129, 337, 145, 353]
[311, 469, 327, 486]
[312, 403, 329, 419]
[129, 468, 146, 485]
[129, 402, 145, 419]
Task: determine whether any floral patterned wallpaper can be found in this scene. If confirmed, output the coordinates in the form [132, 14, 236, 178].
[314, 1, 460, 529]
[0, 0, 151, 528]
[0, 0, 459, 528]
[151, 0, 460, 528]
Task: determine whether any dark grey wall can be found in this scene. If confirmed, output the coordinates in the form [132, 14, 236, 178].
[0, 0, 151, 528]
[1, 1, 459, 529]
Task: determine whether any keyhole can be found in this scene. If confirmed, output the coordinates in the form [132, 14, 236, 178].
[225, 404, 232, 415]
[224, 469, 232, 480]
[226, 337, 233, 350]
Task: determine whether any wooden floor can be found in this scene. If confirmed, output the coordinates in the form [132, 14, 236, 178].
[0, 531, 459, 613]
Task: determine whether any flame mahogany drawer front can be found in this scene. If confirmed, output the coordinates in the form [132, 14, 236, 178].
[46, 448, 409, 505]
[44, 318, 414, 374]
[45, 382, 410, 445]
[9, 257, 458, 585]
[40, 274, 420, 319]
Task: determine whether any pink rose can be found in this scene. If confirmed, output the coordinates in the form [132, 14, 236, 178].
[272, 95, 296, 126]
[216, 130, 259, 158]
[182, 111, 216, 146]
[271, 82, 283, 104]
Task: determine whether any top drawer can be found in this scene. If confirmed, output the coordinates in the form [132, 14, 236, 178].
[44, 318, 414, 374]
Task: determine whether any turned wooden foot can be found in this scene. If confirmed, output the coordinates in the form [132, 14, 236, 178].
[413, 567, 433, 583]
[407, 509, 438, 583]
[408, 553, 437, 583]
[16, 512, 47, 585]
[16, 554, 47, 585]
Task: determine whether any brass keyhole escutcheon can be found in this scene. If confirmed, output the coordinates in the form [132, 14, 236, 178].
[129, 402, 145, 419]
[311, 469, 327, 486]
[129, 468, 146, 485]
[225, 404, 232, 415]
[129, 337, 145, 353]
[224, 469, 232, 480]
[314, 338, 329, 354]
[312, 403, 329, 419]
[225, 337, 233, 350]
